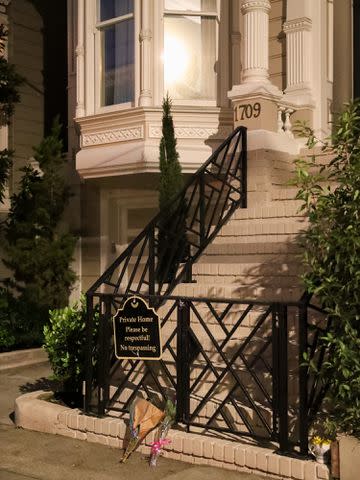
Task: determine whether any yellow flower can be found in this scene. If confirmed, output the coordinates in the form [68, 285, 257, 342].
[311, 436, 331, 446]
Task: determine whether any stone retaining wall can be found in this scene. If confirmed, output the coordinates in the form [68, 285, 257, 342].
[15, 390, 329, 480]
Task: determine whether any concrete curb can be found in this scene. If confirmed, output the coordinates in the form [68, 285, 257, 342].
[0, 347, 48, 371]
[15, 390, 330, 480]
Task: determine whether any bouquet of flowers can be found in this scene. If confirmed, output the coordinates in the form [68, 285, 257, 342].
[149, 399, 176, 467]
[120, 398, 165, 463]
[309, 436, 331, 464]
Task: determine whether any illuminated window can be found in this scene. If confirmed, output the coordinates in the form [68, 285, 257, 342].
[97, 0, 134, 106]
[164, 0, 217, 101]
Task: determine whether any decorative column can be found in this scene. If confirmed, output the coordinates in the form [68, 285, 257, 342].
[75, 0, 85, 118]
[228, 0, 282, 133]
[283, 17, 313, 103]
[139, 0, 152, 107]
[241, 0, 271, 84]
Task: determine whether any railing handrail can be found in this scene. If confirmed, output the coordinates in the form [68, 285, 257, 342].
[87, 290, 314, 309]
[87, 126, 247, 295]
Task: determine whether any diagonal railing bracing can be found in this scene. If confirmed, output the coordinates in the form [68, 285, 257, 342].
[87, 126, 247, 300]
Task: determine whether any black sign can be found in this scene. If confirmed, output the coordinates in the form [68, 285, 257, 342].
[113, 296, 162, 360]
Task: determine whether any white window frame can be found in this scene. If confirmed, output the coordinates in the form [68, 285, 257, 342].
[93, 0, 140, 114]
[162, 0, 220, 107]
[81, 0, 228, 115]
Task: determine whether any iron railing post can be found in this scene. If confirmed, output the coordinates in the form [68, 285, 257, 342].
[148, 225, 155, 298]
[97, 295, 111, 416]
[199, 173, 205, 244]
[299, 301, 309, 455]
[176, 299, 190, 427]
[272, 304, 279, 440]
[84, 293, 94, 413]
[273, 303, 289, 453]
[241, 127, 247, 208]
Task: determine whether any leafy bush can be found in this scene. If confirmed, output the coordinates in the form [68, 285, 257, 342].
[3, 120, 77, 336]
[43, 296, 98, 393]
[293, 100, 360, 437]
[0, 286, 43, 352]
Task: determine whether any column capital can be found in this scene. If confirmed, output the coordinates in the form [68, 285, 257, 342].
[241, 0, 271, 14]
[283, 17, 312, 34]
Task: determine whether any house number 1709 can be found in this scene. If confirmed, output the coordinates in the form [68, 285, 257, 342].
[235, 102, 261, 121]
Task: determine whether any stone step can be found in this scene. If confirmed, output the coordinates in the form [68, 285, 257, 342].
[217, 217, 307, 238]
[232, 201, 303, 221]
[172, 282, 303, 302]
[192, 262, 301, 277]
[199, 241, 301, 257]
[271, 186, 301, 201]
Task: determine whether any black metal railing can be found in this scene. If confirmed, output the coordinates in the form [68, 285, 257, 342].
[86, 126, 247, 299]
[84, 292, 329, 456]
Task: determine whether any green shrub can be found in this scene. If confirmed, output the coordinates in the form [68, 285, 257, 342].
[3, 120, 77, 336]
[293, 100, 360, 438]
[157, 94, 187, 283]
[0, 286, 43, 352]
[43, 296, 98, 393]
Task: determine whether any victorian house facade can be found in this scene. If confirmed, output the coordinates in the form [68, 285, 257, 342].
[0, 0, 356, 297]
[68, 0, 354, 300]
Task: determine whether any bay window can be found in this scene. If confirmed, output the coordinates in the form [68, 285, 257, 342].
[163, 0, 218, 101]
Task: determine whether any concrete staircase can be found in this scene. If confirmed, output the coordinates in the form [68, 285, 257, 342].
[174, 149, 307, 302]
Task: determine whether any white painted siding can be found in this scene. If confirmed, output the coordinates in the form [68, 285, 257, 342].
[8, 0, 44, 191]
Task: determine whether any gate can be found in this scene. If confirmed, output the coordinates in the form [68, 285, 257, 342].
[85, 292, 329, 456]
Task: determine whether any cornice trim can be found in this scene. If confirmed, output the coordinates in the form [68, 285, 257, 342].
[283, 17, 312, 33]
[149, 125, 232, 140]
[82, 126, 144, 147]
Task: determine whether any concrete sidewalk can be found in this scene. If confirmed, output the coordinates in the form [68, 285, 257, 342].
[0, 360, 264, 480]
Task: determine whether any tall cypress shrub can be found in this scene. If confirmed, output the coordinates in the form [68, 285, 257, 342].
[159, 95, 183, 212]
[157, 95, 186, 283]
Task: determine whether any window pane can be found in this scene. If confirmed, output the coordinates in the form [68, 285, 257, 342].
[100, 0, 133, 22]
[101, 19, 134, 105]
[164, 15, 216, 100]
[164, 0, 216, 12]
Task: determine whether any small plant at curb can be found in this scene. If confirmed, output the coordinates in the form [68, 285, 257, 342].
[293, 100, 360, 438]
[310, 436, 331, 447]
[43, 296, 99, 396]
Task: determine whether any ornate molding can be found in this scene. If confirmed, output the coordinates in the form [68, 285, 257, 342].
[241, 0, 271, 14]
[82, 126, 144, 146]
[283, 17, 312, 33]
[0, 0, 11, 14]
[149, 125, 232, 140]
